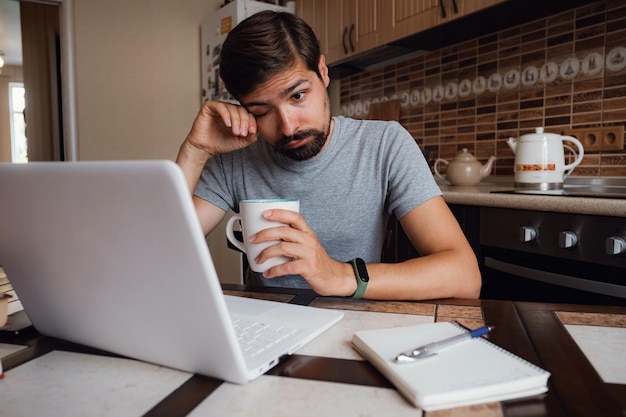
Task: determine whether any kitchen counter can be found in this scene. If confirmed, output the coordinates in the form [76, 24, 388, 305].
[437, 177, 626, 217]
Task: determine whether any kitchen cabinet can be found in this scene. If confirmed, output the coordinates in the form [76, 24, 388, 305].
[299, 0, 507, 65]
[388, 0, 507, 43]
[389, 0, 443, 42]
[297, 0, 327, 62]
[298, 0, 384, 64]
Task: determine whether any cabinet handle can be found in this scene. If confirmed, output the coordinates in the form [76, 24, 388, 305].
[451, 0, 458, 14]
[342, 26, 348, 54]
[439, 0, 447, 18]
[349, 23, 355, 52]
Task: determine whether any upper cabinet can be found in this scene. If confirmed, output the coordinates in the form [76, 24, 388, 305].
[299, 0, 385, 64]
[387, 0, 507, 42]
[389, 0, 443, 41]
[298, 0, 327, 61]
[299, 0, 507, 66]
[457, 0, 508, 19]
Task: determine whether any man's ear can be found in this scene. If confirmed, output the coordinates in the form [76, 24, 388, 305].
[318, 55, 330, 87]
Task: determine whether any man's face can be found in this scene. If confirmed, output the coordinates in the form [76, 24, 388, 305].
[240, 57, 333, 161]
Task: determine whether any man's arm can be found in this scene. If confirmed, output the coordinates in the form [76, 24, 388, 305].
[255, 196, 481, 300]
[176, 100, 257, 235]
[176, 101, 257, 192]
[365, 197, 481, 300]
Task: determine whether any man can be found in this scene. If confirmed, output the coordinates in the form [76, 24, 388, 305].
[176, 11, 481, 300]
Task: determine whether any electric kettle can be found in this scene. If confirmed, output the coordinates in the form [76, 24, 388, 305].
[507, 127, 584, 189]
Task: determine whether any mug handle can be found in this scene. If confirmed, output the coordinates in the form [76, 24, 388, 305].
[562, 136, 585, 177]
[225, 215, 247, 254]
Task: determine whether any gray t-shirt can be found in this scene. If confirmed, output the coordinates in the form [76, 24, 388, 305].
[195, 116, 442, 288]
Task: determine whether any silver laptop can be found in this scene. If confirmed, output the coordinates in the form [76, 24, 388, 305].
[0, 160, 343, 383]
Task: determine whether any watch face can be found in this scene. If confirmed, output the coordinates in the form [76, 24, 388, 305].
[355, 258, 369, 282]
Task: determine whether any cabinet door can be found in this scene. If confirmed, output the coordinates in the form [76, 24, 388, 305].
[319, 0, 506, 65]
[354, 0, 379, 53]
[297, 0, 328, 59]
[392, 0, 444, 40]
[326, 0, 383, 63]
[325, 0, 346, 63]
[390, 0, 505, 41]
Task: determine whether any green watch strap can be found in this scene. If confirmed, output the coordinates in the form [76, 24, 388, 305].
[347, 258, 369, 299]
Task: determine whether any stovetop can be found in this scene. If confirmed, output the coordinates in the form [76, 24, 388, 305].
[492, 177, 626, 199]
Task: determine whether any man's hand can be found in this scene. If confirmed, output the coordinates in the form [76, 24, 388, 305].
[183, 100, 258, 161]
[176, 101, 258, 195]
[250, 209, 357, 297]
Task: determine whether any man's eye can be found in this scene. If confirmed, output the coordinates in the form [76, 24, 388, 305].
[253, 110, 270, 118]
[293, 92, 305, 101]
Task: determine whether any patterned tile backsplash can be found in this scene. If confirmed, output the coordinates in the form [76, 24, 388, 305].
[338, 0, 626, 177]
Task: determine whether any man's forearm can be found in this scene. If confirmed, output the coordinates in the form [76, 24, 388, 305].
[362, 250, 481, 301]
[176, 139, 212, 195]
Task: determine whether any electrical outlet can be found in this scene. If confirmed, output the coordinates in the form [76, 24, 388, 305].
[583, 129, 602, 150]
[562, 126, 624, 152]
[601, 125, 625, 151]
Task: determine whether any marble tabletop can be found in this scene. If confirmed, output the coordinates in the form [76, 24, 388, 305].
[1, 287, 625, 417]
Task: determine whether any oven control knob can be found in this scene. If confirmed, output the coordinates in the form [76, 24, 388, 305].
[519, 226, 537, 243]
[606, 236, 626, 256]
[559, 231, 578, 249]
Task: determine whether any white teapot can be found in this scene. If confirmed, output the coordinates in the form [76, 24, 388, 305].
[434, 148, 496, 186]
[507, 127, 584, 189]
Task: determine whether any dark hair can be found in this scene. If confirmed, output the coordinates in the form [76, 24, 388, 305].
[219, 10, 322, 101]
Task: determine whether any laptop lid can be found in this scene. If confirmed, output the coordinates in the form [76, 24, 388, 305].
[0, 160, 342, 383]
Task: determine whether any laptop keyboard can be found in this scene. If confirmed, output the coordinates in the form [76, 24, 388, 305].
[232, 317, 298, 359]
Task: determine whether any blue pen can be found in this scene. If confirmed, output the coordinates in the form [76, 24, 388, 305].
[395, 325, 494, 363]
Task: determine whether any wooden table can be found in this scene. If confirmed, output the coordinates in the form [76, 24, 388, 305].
[2, 284, 625, 417]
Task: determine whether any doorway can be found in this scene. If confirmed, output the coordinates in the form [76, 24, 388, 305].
[20, 0, 63, 161]
[8, 82, 26, 162]
[0, 0, 77, 162]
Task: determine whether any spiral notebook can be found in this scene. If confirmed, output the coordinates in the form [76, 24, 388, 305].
[352, 321, 550, 411]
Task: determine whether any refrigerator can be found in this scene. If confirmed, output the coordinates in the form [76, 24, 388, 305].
[201, 0, 293, 104]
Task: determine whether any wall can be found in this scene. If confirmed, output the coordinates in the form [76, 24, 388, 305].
[338, 0, 626, 177]
[0, 65, 23, 162]
[72, 0, 222, 161]
[71, 0, 245, 284]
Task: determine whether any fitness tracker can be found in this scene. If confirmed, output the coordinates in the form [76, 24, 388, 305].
[347, 258, 369, 299]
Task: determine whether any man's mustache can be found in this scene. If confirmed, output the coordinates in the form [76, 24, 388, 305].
[277, 129, 323, 148]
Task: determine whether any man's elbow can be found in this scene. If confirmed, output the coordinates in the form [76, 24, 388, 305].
[457, 256, 482, 299]
[464, 269, 482, 299]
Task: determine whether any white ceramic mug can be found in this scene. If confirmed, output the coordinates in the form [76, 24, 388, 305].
[226, 199, 300, 273]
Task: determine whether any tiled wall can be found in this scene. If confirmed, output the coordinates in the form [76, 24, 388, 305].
[338, 0, 626, 177]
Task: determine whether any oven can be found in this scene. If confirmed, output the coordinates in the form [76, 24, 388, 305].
[479, 206, 626, 306]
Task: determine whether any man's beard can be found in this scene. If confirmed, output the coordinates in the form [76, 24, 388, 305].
[274, 124, 330, 161]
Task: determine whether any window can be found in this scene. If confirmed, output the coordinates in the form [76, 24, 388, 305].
[9, 82, 27, 163]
